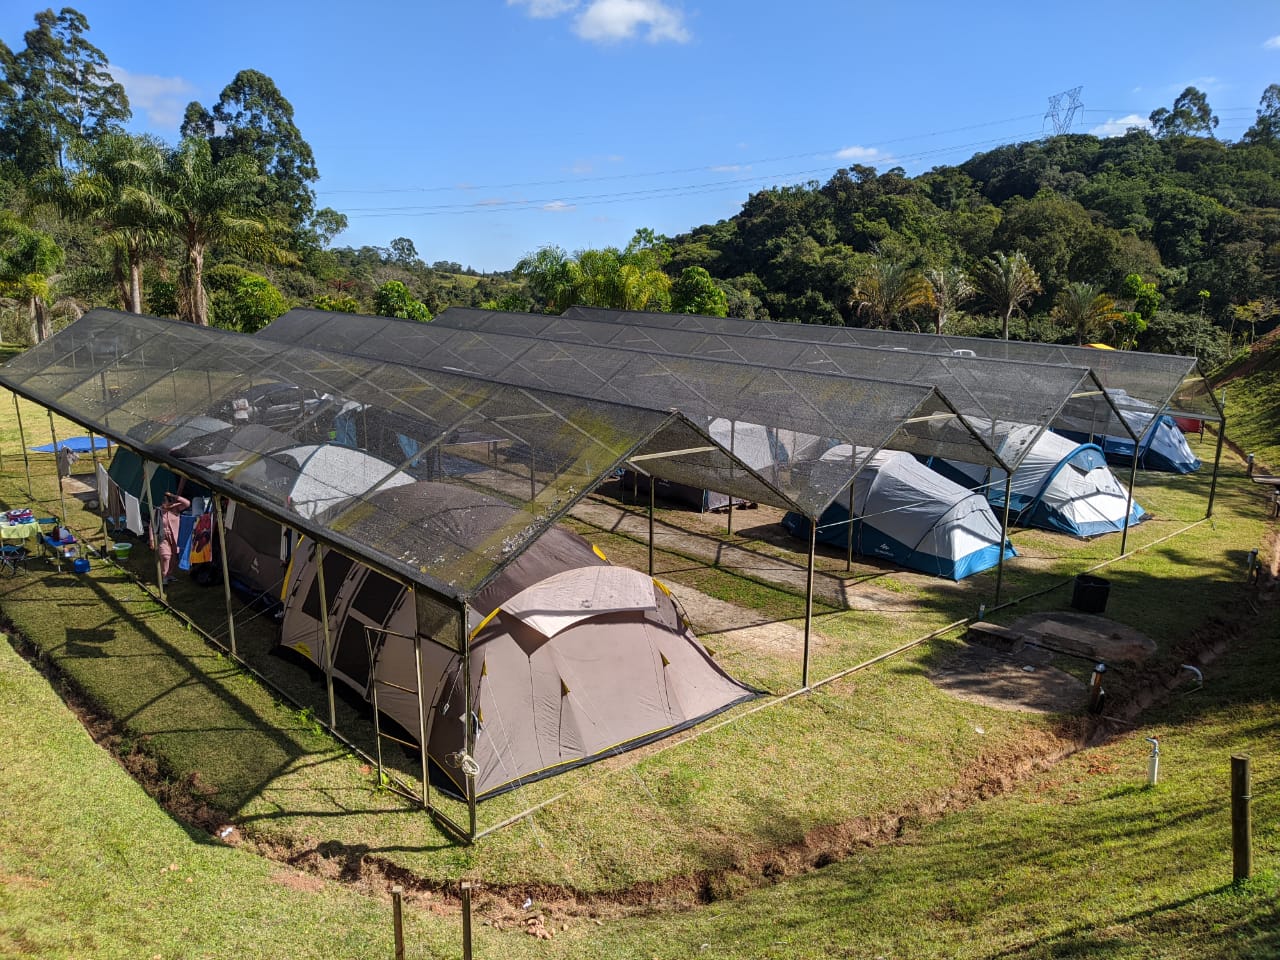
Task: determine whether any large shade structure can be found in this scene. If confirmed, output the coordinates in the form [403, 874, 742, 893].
[0, 308, 980, 837]
[261, 308, 1022, 600]
[560, 307, 1226, 507]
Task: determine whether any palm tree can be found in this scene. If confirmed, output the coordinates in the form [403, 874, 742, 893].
[973, 250, 1041, 340]
[156, 138, 290, 325]
[37, 133, 167, 313]
[0, 212, 82, 343]
[924, 264, 974, 336]
[515, 245, 578, 312]
[1052, 282, 1124, 346]
[850, 248, 933, 329]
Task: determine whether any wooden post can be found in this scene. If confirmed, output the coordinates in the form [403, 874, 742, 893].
[142, 464, 165, 602]
[315, 542, 336, 731]
[460, 880, 474, 960]
[994, 475, 1013, 605]
[1120, 458, 1139, 556]
[14, 394, 32, 500]
[391, 885, 405, 960]
[213, 497, 237, 657]
[1232, 755, 1252, 882]
[1206, 424, 1226, 519]
[415, 632, 428, 810]
[648, 479, 655, 576]
[802, 519, 816, 689]
[461, 606, 477, 842]
[47, 411, 68, 526]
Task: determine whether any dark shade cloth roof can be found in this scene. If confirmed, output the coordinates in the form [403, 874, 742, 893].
[560, 306, 1224, 424]
[0, 309, 701, 606]
[422, 307, 1137, 469]
[260, 308, 994, 514]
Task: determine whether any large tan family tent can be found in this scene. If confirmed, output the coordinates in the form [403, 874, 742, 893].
[277, 481, 755, 798]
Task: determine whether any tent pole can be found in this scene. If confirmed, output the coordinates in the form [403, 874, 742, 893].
[994, 476, 1013, 606]
[726, 498, 733, 536]
[648, 480, 655, 576]
[315, 543, 337, 732]
[461, 604, 477, 842]
[47, 411, 68, 526]
[727, 422, 735, 535]
[802, 520, 816, 689]
[528, 446, 536, 501]
[846, 483, 855, 572]
[414, 631, 428, 810]
[142, 463, 165, 602]
[87, 430, 108, 557]
[213, 496, 237, 657]
[1206, 423, 1226, 518]
[1120, 458, 1139, 556]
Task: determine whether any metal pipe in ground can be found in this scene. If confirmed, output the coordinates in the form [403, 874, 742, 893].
[14, 393, 32, 500]
[1232, 755, 1252, 882]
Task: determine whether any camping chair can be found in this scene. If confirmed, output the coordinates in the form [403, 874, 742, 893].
[0, 544, 29, 577]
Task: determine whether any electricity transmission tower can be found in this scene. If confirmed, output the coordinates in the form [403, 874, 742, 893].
[1044, 86, 1084, 135]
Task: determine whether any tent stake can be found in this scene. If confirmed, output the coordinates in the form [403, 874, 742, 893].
[213, 496, 237, 657]
[802, 519, 816, 689]
[648, 480, 655, 576]
[1120, 457, 1139, 555]
[315, 543, 337, 731]
[994, 475, 1013, 606]
[14, 394, 32, 500]
[1206, 422, 1226, 518]
[47, 410, 69, 525]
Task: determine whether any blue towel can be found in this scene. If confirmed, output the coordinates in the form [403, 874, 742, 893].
[177, 514, 197, 571]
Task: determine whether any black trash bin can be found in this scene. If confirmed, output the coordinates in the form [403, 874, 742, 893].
[1071, 574, 1110, 614]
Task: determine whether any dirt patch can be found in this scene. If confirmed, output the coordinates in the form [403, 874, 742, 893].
[930, 643, 1087, 714]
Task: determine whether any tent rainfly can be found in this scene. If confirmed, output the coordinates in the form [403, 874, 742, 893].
[780, 447, 1015, 579]
[278, 482, 758, 798]
[925, 426, 1147, 538]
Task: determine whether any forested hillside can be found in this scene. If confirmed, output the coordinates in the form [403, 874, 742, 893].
[1, 7, 1277, 366]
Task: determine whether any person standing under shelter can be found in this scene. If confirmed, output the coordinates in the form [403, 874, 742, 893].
[156, 491, 190, 585]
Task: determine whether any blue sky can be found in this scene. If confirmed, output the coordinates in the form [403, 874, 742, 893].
[8, 1, 1280, 271]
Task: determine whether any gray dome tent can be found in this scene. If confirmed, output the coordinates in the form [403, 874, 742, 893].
[278, 482, 758, 799]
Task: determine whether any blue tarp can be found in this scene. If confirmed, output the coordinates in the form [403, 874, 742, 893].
[30, 435, 114, 453]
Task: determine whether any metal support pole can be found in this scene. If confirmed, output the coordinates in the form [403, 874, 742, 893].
[1232, 755, 1252, 882]
[461, 605, 477, 841]
[213, 497, 237, 657]
[460, 880, 474, 960]
[415, 633, 429, 810]
[315, 543, 336, 731]
[391, 885, 405, 960]
[726, 497, 733, 536]
[994, 475, 1013, 605]
[846, 483, 855, 572]
[47, 411, 68, 525]
[802, 519, 816, 689]
[14, 394, 32, 500]
[648, 479, 655, 576]
[142, 465, 165, 602]
[1206, 424, 1226, 519]
[1120, 458, 1139, 555]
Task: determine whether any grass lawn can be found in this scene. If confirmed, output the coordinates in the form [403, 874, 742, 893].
[0, 367, 1277, 955]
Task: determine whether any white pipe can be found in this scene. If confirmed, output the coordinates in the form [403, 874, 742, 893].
[1145, 737, 1160, 787]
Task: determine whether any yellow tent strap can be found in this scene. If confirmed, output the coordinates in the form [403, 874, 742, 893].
[469, 606, 501, 640]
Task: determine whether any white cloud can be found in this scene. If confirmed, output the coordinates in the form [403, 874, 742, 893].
[108, 64, 195, 131]
[573, 0, 690, 44]
[507, 0, 579, 17]
[543, 200, 576, 212]
[1089, 114, 1152, 138]
[835, 145, 889, 163]
[1265, 35, 1280, 50]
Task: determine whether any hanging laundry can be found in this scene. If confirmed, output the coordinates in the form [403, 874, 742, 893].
[176, 513, 198, 571]
[96, 463, 110, 508]
[189, 513, 213, 565]
[124, 493, 143, 535]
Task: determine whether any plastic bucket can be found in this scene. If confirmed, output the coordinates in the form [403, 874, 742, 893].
[1071, 574, 1110, 614]
[72, 557, 90, 574]
[113, 542, 132, 560]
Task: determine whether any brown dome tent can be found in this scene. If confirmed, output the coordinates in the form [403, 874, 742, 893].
[278, 482, 758, 799]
